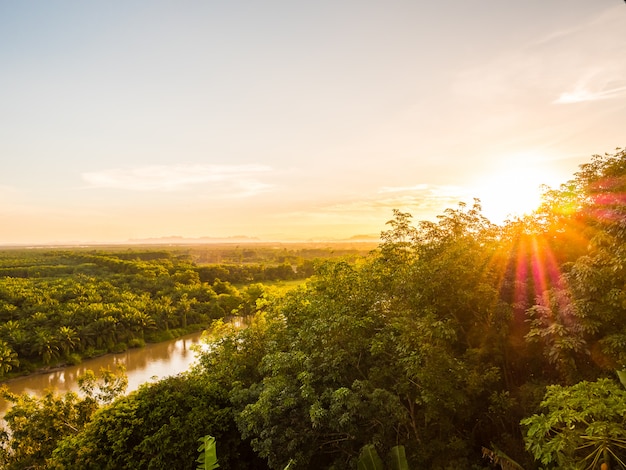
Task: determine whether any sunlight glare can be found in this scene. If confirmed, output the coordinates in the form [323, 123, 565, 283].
[471, 157, 562, 224]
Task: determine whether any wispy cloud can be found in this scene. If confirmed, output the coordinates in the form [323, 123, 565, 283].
[453, 5, 625, 108]
[375, 184, 467, 212]
[554, 84, 626, 104]
[549, 7, 626, 105]
[275, 184, 467, 223]
[82, 164, 273, 196]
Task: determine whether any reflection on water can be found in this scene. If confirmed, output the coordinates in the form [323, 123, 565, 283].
[0, 331, 204, 416]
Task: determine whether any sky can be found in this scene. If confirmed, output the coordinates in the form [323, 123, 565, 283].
[1, 0, 625, 244]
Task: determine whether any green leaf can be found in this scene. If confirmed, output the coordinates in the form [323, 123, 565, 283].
[389, 445, 410, 470]
[357, 444, 384, 470]
[616, 369, 626, 389]
[481, 446, 524, 470]
[197, 435, 219, 470]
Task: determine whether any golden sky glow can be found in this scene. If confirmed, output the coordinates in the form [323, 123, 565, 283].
[0, 1, 625, 244]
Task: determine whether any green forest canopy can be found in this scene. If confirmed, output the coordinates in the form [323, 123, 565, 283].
[0, 243, 374, 375]
[1, 148, 626, 469]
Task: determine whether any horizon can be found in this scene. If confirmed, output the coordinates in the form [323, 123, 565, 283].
[0, 233, 383, 249]
[1, 1, 625, 245]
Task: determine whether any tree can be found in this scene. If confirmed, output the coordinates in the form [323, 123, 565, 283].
[56, 326, 80, 358]
[50, 373, 264, 470]
[121, 309, 156, 339]
[77, 365, 128, 405]
[536, 149, 626, 371]
[217, 250, 500, 469]
[522, 378, 626, 469]
[152, 296, 177, 331]
[85, 315, 118, 350]
[0, 367, 126, 470]
[0, 340, 18, 377]
[177, 293, 196, 329]
[30, 327, 61, 364]
[0, 320, 26, 357]
[525, 287, 589, 385]
[0, 389, 92, 470]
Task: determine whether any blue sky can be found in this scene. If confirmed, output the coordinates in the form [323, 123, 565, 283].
[1, 1, 625, 243]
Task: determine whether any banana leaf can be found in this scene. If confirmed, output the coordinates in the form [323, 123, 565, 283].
[389, 445, 409, 470]
[357, 444, 384, 470]
[197, 435, 219, 470]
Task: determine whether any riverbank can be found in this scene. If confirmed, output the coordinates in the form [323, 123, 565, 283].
[0, 324, 209, 384]
[0, 330, 207, 415]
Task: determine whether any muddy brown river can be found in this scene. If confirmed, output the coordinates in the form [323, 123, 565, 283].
[0, 331, 205, 415]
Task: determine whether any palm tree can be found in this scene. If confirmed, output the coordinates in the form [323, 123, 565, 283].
[56, 326, 80, 357]
[30, 328, 61, 364]
[85, 315, 119, 350]
[0, 300, 18, 321]
[177, 293, 196, 329]
[0, 320, 27, 352]
[30, 311, 50, 328]
[153, 296, 177, 330]
[123, 310, 156, 339]
[0, 339, 19, 377]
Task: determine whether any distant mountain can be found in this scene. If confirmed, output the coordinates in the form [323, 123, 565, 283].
[344, 234, 380, 241]
[127, 235, 261, 245]
[0, 233, 381, 249]
[126, 234, 381, 245]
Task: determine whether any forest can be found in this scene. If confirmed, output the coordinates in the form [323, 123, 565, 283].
[0, 243, 372, 376]
[1, 148, 626, 469]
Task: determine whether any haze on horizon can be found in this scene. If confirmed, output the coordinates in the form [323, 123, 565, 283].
[1, 1, 625, 245]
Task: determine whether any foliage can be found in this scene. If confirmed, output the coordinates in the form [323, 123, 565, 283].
[0, 389, 93, 470]
[0, 247, 315, 373]
[533, 149, 626, 374]
[77, 365, 128, 404]
[0, 340, 18, 377]
[48, 373, 264, 470]
[357, 444, 384, 470]
[2, 150, 626, 468]
[195, 204, 507, 469]
[357, 444, 409, 470]
[521, 378, 626, 469]
[197, 435, 219, 470]
[481, 446, 525, 470]
[525, 287, 589, 384]
[0, 366, 127, 470]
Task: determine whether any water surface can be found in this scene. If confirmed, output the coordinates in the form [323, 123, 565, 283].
[1, 331, 204, 415]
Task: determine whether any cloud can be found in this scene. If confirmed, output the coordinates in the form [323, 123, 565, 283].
[554, 84, 626, 104]
[275, 184, 468, 223]
[375, 184, 468, 212]
[326, 184, 466, 216]
[82, 163, 273, 196]
[453, 6, 625, 107]
[549, 7, 626, 105]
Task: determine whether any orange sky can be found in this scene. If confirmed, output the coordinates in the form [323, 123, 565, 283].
[1, 1, 624, 244]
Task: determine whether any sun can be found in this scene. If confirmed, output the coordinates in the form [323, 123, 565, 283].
[470, 157, 563, 224]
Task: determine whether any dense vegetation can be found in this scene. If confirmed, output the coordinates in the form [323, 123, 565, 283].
[0, 244, 372, 376]
[1, 149, 626, 469]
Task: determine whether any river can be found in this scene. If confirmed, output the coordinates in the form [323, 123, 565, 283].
[0, 331, 205, 416]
